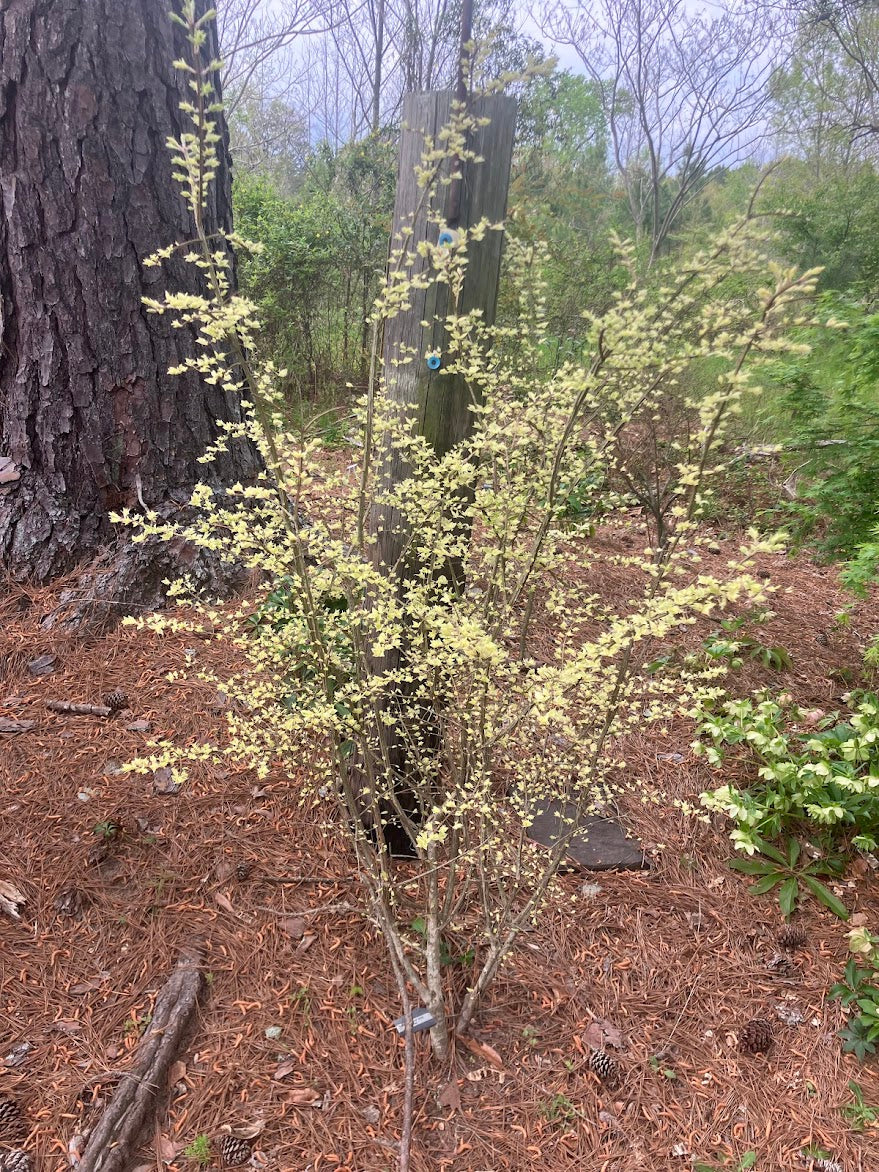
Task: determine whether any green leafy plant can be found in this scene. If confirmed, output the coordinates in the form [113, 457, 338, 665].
[841, 1080, 879, 1130]
[183, 1134, 212, 1166]
[758, 298, 879, 564]
[645, 652, 676, 675]
[698, 692, 879, 856]
[799, 1148, 839, 1169]
[727, 835, 848, 920]
[694, 1152, 756, 1172]
[865, 634, 879, 673]
[843, 527, 879, 597]
[92, 819, 121, 839]
[538, 1093, 580, 1125]
[830, 926, 879, 1059]
[648, 1054, 678, 1080]
[123, 1011, 153, 1039]
[290, 985, 312, 1027]
[410, 917, 475, 968]
[521, 1025, 540, 1048]
[317, 412, 351, 449]
[233, 140, 394, 398]
[557, 468, 610, 524]
[702, 612, 792, 672]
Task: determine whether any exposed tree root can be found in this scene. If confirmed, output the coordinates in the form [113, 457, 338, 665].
[76, 948, 204, 1172]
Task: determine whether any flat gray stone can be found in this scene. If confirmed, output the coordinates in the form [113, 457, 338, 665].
[528, 800, 647, 871]
[0, 718, 35, 734]
[27, 653, 57, 676]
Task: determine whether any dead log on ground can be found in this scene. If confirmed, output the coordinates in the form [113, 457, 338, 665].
[77, 948, 204, 1172]
[46, 700, 112, 717]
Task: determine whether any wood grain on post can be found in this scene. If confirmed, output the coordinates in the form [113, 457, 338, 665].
[362, 92, 515, 847]
[371, 91, 517, 577]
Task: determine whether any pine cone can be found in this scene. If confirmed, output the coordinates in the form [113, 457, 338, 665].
[0, 1097, 21, 1135]
[767, 952, 802, 980]
[0, 1151, 31, 1172]
[739, 1018, 773, 1054]
[235, 862, 254, 881]
[589, 1047, 620, 1084]
[778, 924, 807, 951]
[103, 690, 129, 712]
[220, 1135, 252, 1167]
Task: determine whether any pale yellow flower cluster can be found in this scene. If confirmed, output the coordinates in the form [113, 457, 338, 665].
[116, 4, 822, 1050]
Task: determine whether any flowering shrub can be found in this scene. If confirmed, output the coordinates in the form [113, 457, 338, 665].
[697, 693, 879, 854]
[118, 3, 820, 1074]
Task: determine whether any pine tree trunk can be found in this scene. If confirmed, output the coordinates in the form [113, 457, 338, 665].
[0, 0, 261, 591]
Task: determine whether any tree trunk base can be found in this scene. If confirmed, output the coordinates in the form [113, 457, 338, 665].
[40, 521, 255, 632]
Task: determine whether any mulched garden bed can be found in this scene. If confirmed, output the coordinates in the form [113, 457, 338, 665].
[2, 529, 878, 1171]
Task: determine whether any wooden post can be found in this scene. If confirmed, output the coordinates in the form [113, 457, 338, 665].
[361, 91, 514, 859]
[371, 90, 516, 576]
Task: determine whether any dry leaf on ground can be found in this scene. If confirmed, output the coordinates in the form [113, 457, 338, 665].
[584, 1018, 624, 1050]
[0, 880, 26, 918]
[437, 1081, 461, 1110]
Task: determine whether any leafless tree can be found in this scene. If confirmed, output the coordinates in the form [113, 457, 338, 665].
[292, 28, 356, 145]
[230, 90, 311, 190]
[285, 0, 514, 145]
[755, 0, 879, 171]
[394, 0, 465, 94]
[314, 0, 475, 139]
[216, 0, 517, 153]
[321, 0, 401, 136]
[770, 22, 877, 174]
[804, 1, 879, 145]
[216, 0, 335, 115]
[545, 0, 784, 266]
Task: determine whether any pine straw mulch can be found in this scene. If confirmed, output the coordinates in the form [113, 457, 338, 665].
[2, 534, 879, 1172]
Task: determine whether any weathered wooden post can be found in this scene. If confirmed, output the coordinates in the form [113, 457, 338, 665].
[370, 89, 517, 578]
[363, 91, 515, 856]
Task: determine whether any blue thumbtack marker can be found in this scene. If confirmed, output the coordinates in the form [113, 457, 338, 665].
[438, 229, 455, 247]
[426, 354, 441, 370]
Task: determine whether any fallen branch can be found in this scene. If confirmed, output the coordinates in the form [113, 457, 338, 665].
[46, 700, 112, 717]
[76, 948, 204, 1172]
[0, 881, 27, 919]
[733, 438, 848, 461]
[257, 902, 357, 917]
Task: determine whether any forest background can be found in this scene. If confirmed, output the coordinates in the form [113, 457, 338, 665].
[220, 0, 879, 571]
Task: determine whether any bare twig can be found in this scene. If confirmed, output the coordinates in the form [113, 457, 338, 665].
[256, 901, 357, 916]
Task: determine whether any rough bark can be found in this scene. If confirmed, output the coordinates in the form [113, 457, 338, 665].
[0, 0, 261, 585]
